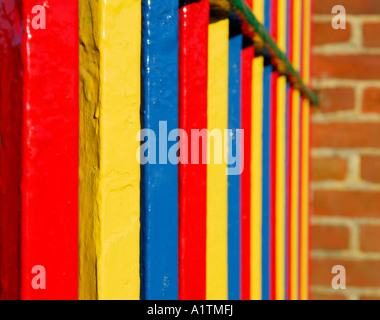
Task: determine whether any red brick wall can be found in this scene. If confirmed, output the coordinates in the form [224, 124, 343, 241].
[312, 0, 380, 300]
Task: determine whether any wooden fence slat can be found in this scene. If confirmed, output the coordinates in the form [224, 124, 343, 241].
[286, 0, 294, 301]
[0, 0, 79, 300]
[79, 0, 141, 300]
[270, 0, 279, 300]
[207, 16, 229, 300]
[300, 0, 311, 301]
[276, 0, 288, 301]
[251, 0, 264, 301]
[240, 0, 253, 301]
[290, 0, 302, 301]
[228, 19, 243, 301]
[262, 0, 273, 300]
[140, 0, 179, 300]
[178, 0, 209, 300]
[0, 0, 23, 300]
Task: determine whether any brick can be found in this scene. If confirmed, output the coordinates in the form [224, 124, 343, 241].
[360, 225, 380, 252]
[313, 22, 351, 46]
[362, 87, 380, 114]
[312, 123, 380, 148]
[363, 22, 380, 48]
[315, 87, 355, 113]
[314, 190, 380, 218]
[312, 157, 347, 181]
[315, 0, 380, 15]
[313, 55, 380, 80]
[312, 292, 347, 300]
[312, 258, 380, 287]
[312, 225, 350, 250]
[361, 155, 380, 183]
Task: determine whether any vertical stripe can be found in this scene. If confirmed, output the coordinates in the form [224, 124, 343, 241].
[298, 0, 305, 299]
[251, 0, 264, 301]
[309, 0, 314, 301]
[251, 57, 264, 301]
[241, 41, 253, 302]
[0, 0, 23, 299]
[286, 0, 294, 301]
[140, 0, 179, 300]
[290, 0, 302, 300]
[262, 0, 272, 300]
[276, 0, 288, 301]
[228, 20, 243, 300]
[301, 101, 310, 300]
[207, 17, 229, 300]
[178, 0, 209, 300]
[79, 0, 141, 299]
[270, 0, 279, 300]
[1, 0, 79, 300]
[241, 0, 253, 301]
[301, 0, 311, 301]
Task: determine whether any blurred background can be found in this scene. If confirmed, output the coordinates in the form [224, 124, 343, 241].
[312, 0, 380, 300]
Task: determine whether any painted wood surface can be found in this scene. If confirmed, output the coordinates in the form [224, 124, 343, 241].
[228, 18, 243, 301]
[290, 0, 302, 301]
[301, 0, 311, 301]
[262, 0, 272, 300]
[141, 0, 179, 300]
[207, 17, 229, 300]
[276, 0, 288, 301]
[178, 0, 209, 300]
[251, 0, 264, 301]
[0, 0, 314, 301]
[79, 0, 141, 300]
[0, 0, 79, 300]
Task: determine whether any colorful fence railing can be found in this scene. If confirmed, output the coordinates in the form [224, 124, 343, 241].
[0, 0, 314, 300]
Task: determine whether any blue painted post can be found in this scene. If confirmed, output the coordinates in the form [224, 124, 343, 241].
[262, 0, 272, 300]
[228, 17, 243, 301]
[140, 0, 179, 300]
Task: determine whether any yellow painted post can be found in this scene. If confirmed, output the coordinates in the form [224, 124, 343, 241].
[79, 0, 141, 300]
[276, 0, 287, 301]
[301, 0, 311, 301]
[251, 0, 264, 301]
[291, 0, 302, 301]
[207, 17, 229, 300]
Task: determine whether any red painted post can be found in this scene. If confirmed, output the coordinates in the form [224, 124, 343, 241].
[0, 0, 23, 300]
[0, 0, 78, 300]
[178, 0, 209, 300]
[240, 0, 253, 301]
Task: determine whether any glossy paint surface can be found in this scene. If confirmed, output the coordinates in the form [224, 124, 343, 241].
[178, 0, 209, 300]
[276, 0, 288, 301]
[300, 0, 311, 301]
[79, 0, 141, 299]
[286, 0, 294, 300]
[207, 17, 229, 300]
[0, 0, 79, 300]
[290, 0, 302, 300]
[269, 0, 279, 300]
[140, 0, 179, 300]
[0, 0, 23, 300]
[240, 43, 253, 302]
[251, 0, 264, 301]
[228, 20, 243, 301]
[240, 0, 253, 301]
[262, 0, 272, 300]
